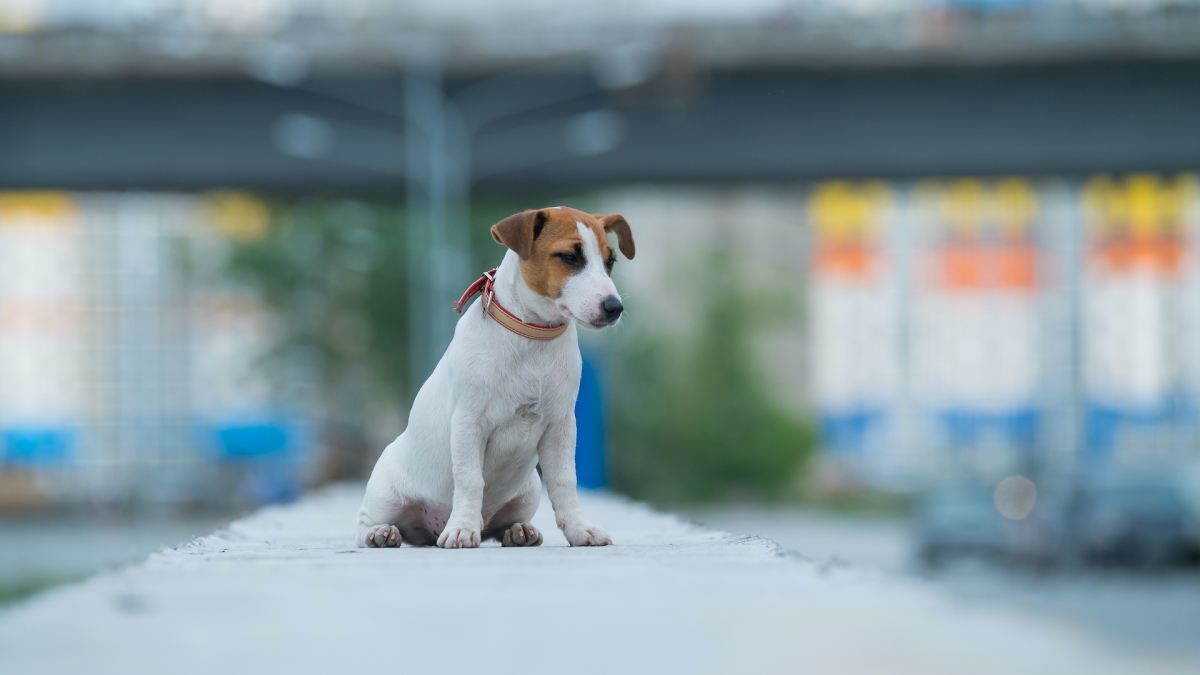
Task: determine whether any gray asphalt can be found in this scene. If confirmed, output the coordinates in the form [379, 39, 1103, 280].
[689, 505, 1200, 663]
[0, 516, 227, 588]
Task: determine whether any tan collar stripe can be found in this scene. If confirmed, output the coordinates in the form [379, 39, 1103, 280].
[486, 300, 569, 340]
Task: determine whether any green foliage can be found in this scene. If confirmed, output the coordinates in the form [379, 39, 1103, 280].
[225, 199, 411, 406]
[606, 252, 815, 503]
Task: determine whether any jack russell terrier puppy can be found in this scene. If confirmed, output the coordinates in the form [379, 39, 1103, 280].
[356, 206, 634, 549]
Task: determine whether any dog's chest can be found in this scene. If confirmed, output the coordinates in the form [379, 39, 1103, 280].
[486, 360, 574, 439]
[513, 400, 541, 422]
[487, 394, 552, 457]
[462, 323, 580, 442]
[500, 373, 566, 424]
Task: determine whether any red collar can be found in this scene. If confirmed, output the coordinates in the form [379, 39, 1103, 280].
[453, 269, 570, 340]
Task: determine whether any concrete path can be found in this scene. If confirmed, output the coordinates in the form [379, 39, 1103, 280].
[0, 484, 1194, 675]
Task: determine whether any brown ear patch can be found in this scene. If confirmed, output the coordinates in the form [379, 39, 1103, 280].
[491, 209, 547, 260]
[594, 213, 635, 260]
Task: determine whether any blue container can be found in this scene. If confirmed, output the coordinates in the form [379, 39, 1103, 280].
[574, 354, 606, 489]
[1, 427, 74, 466]
[215, 422, 292, 459]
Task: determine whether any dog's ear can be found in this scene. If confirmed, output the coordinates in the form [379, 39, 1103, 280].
[595, 213, 635, 260]
[491, 209, 548, 261]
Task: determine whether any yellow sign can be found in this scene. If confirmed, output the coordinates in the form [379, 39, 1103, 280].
[207, 192, 270, 243]
[808, 180, 891, 245]
[1082, 173, 1198, 240]
[914, 177, 1038, 240]
[0, 191, 77, 227]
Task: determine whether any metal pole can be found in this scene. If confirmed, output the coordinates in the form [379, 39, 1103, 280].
[404, 66, 441, 397]
[405, 64, 473, 398]
[893, 182, 915, 485]
[435, 104, 472, 363]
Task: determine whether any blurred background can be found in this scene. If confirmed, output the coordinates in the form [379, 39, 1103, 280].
[2, 0, 1200, 660]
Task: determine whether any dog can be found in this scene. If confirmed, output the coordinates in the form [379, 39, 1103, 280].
[356, 206, 635, 549]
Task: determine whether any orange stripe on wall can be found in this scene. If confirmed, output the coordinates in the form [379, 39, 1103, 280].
[813, 245, 881, 281]
[1089, 240, 1187, 277]
[927, 244, 1037, 291]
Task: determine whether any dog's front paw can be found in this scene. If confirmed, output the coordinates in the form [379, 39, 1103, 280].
[437, 524, 481, 549]
[562, 522, 612, 547]
[363, 524, 401, 548]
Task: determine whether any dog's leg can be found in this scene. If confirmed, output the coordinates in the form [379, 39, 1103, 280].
[355, 480, 404, 548]
[437, 412, 487, 549]
[483, 470, 543, 547]
[537, 415, 612, 547]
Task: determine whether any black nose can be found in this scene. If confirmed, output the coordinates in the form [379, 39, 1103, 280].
[601, 295, 623, 322]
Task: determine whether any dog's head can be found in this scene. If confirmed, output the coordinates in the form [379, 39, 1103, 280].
[491, 206, 635, 329]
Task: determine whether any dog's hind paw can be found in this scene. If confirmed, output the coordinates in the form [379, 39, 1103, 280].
[501, 523, 543, 547]
[363, 524, 401, 548]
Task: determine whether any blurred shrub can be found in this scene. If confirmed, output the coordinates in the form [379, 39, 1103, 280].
[226, 199, 410, 402]
[605, 251, 814, 503]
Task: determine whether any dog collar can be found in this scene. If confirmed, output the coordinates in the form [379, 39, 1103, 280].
[453, 269, 569, 341]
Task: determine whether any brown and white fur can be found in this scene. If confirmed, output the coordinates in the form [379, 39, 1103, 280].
[356, 206, 635, 548]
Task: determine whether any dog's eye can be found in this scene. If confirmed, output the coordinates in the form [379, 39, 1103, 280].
[555, 252, 582, 267]
[605, 257, 615, 272]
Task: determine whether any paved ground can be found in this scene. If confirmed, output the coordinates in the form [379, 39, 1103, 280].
[1, 485, 1196, 675]
[687, 506, 914, 572]
[690, 505, 1200, 662]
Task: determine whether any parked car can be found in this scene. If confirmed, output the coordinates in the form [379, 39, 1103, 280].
[1065, 474, 1198, 568]
[917, 485, 1009, 569]
[1180, 461, 1200, 559]
[916, 482, 1066, 570]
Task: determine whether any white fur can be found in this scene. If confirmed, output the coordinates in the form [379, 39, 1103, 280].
[356, 248, 615, 548]
[556, 222, 620, 329]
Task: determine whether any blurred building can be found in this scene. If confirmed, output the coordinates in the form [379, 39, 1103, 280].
[805, 175, 1200, 489]
[0, 191, 308, 509]
[3, 0, 1200, 501]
